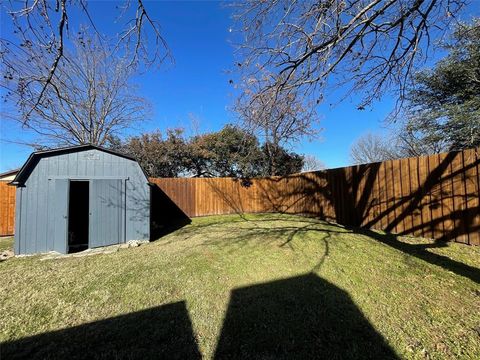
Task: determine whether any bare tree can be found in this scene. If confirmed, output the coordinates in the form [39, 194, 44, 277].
[351, 127, 450, 164]
[350, 132, 402, 164]
[233, 0, 466, 110]
[393, 126, 448, 157]
[235, 74, 320, 175]
[302, 155, 325, 172]
[2, 32, 150, 146]
[1, 0, 170, 121]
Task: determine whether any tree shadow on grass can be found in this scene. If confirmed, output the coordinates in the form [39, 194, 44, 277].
[1, 301, 201, 360]
[214, 273, 398, 359]
[164, 215, 346, 248]
[350, 226, 480, 284]
[185, 214, 480, 285]
[152, 206, 479, 285]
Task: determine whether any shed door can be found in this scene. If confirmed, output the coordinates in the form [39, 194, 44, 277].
[54, 179, 69, 253]
[89, 179, 125, 248]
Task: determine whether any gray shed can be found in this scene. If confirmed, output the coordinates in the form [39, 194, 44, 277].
[10, 145, 150, 255]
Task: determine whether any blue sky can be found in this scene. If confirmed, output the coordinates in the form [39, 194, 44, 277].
[0, 1, 478, 172]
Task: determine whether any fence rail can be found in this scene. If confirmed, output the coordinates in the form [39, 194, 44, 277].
[151, 148, 480, 245]
[1, 148, 479, 244]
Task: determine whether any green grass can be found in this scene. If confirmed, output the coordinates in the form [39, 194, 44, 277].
[1, 214, 479, 359]
[0, 236, 14, 252]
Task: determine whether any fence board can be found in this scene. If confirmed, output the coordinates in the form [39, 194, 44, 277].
[439, 152, 455, 240]
[419, 155, 434, 239]
[428, 154, 444, 239]
[0, 182, 16, 236]
[451, 152, 469, 243]
[462, 149, 480, 245]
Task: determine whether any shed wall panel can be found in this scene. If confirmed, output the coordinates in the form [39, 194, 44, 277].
[14, 187, 22, 254]
[14, 148, 150, 254]
[54, 179, 69, 253]
[89, 179, 124, 248]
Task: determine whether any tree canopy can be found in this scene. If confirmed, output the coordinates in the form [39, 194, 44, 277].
[118, 125, 306, 178]
[399, 19, 480, 152]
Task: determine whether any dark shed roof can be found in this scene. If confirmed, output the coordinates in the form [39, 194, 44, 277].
[0, 168, 20, 178]
[10, 144, 146, 186]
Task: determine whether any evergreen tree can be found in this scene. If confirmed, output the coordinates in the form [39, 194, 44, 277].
[401, 19, 480, 153]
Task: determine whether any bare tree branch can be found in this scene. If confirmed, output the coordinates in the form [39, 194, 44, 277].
[233, 0, 467, 109]
[1, 0, 170, 121]
[1, 31, 151, 147]
[25, 0, 68, 121]
[235, 71, 321, 175]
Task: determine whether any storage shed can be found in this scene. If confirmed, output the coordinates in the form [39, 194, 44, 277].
[10, 145, 150, 254]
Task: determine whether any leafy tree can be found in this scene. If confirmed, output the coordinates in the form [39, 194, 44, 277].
[260, 143, 304, 176]
[186, 125, 304, 177]
[122, 129, 189, 178]
[399, 19, 480, 152]
[187, 125, 263, 178]
[117, 125, 305, 178]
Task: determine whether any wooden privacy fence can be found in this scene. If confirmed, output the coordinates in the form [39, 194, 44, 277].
[151, 148, 480, 245]
[0, 181, 16, 236]
[1, 148, 479, 244]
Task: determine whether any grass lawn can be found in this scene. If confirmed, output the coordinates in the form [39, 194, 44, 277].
[0, 236, 14, 252]
[1, 214, 479, 359]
